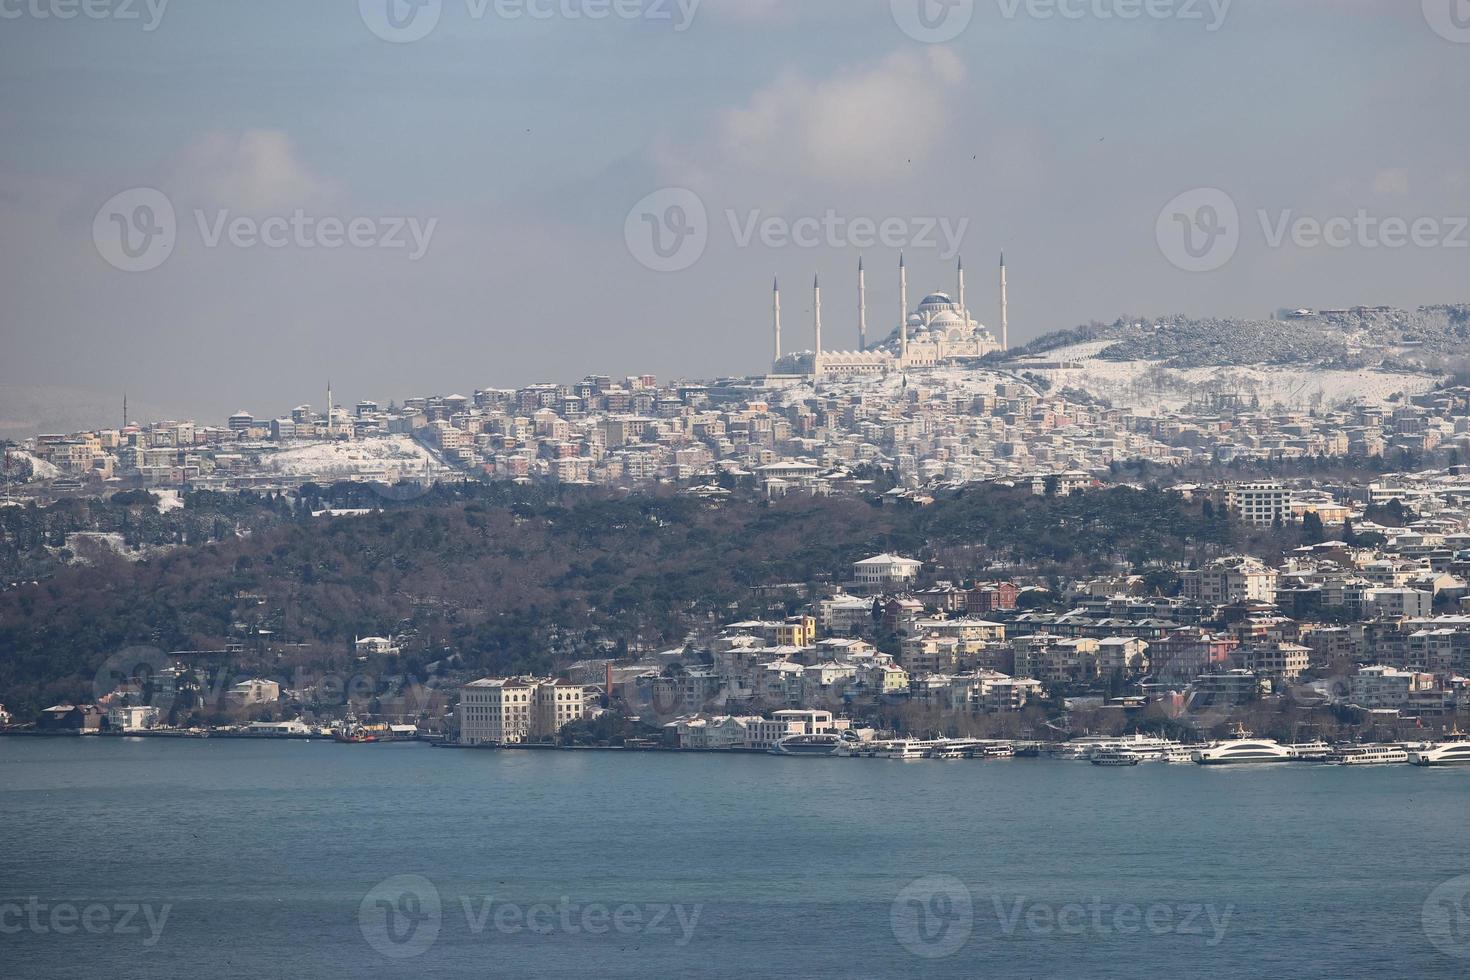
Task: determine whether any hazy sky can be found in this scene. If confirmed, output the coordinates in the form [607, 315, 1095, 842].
[2, 0, 1468, 428]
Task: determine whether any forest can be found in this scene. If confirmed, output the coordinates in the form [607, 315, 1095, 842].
[0, 480, 1277, 718]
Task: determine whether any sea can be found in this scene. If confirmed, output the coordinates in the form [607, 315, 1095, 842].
[2, 737, 1469, 979]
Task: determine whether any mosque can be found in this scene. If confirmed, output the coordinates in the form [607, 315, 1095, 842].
[771, 253, 1008, 378]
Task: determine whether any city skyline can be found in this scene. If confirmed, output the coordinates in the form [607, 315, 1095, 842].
[4, 2, 1470, 426]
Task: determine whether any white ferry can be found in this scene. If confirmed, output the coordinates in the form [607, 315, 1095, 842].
[1192, 727, 1294, 765]
[769, 731, 859, 757]
[883, 739, 933, 760]
[1284, 739, 1335, 762]
[1091, 749, 1142, 767]
[1333, 744, 1410, 766]
[1409, 738, 1470, 766]
[922, 738, 984, 759]
[1160, 745, 1196, 764]
[1053, 733, 1187, 762]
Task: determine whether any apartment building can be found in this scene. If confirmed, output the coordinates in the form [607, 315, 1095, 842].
[1226, 482, 1290, 526]
[457, 677, 590, 745]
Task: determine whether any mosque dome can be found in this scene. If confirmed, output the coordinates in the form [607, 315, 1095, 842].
[929, 310, 967, 339]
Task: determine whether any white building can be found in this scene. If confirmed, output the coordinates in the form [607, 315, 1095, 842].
[1365, 588, 1434, 619]
[355, 635, 401, 656]
[1226, 483, 1290, 526]
[457, 677, 590, 746]
[1350, 665, 1434, 708]
[107, 704, 160, 732]
[1180, 556, 1278, 605]
[852, 553, 923, 590]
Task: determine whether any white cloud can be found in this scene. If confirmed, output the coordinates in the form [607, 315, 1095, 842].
[666, 47, 966, 189]
[170, 129, 337, 211]
[1371, 168, 1410, 197]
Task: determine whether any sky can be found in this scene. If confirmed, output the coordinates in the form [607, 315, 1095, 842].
[2, 0, 1469, 431]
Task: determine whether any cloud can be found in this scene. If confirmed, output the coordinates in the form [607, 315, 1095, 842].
[1371, 168, 1410, 197]
[169, 129, 338, 212]
[662, 47, 966, 190]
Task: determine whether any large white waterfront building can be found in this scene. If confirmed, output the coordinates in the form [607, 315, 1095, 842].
[457, 677, 590, 745]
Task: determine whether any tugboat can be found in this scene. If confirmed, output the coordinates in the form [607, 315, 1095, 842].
[333, 715, 379, 743]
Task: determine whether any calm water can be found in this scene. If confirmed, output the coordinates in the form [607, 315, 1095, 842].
[3, 738, 1469, 978]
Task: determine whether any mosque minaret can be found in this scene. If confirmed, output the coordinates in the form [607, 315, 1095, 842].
[772, 277, 782, 363]
[771, 252, 1007, 378]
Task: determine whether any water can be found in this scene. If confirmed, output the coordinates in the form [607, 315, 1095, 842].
[3, 738, 1468, 978]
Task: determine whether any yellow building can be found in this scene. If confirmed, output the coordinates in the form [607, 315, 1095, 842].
[775, 616, 816, 648]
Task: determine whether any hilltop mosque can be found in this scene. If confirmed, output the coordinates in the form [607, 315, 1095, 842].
[771, 253, 1008, 378]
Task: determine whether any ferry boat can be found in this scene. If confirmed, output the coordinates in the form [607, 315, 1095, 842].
[1091, 749, 1142, 767]
[769, 732, 856, 757]
[1284, 739, 1334, 762]
[1333, 744, 1410, 766]
[1053, 733, 1187, 762]
[878, 739, 931, 760]
[1192, 727, 1293, 765]
[980, 743, 1016, 759]
[1160, 745, 1195, 764]
[1409, 735, 1470, 766]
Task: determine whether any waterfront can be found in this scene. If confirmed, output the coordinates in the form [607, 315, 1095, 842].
[3, 738, 1469, 978]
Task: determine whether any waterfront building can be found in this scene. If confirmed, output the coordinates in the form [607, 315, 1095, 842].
[457, 677, 590, 746]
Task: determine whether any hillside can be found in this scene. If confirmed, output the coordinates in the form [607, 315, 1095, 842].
[1008, 305, 1470, 370]
[0, 482, 1265, 717]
